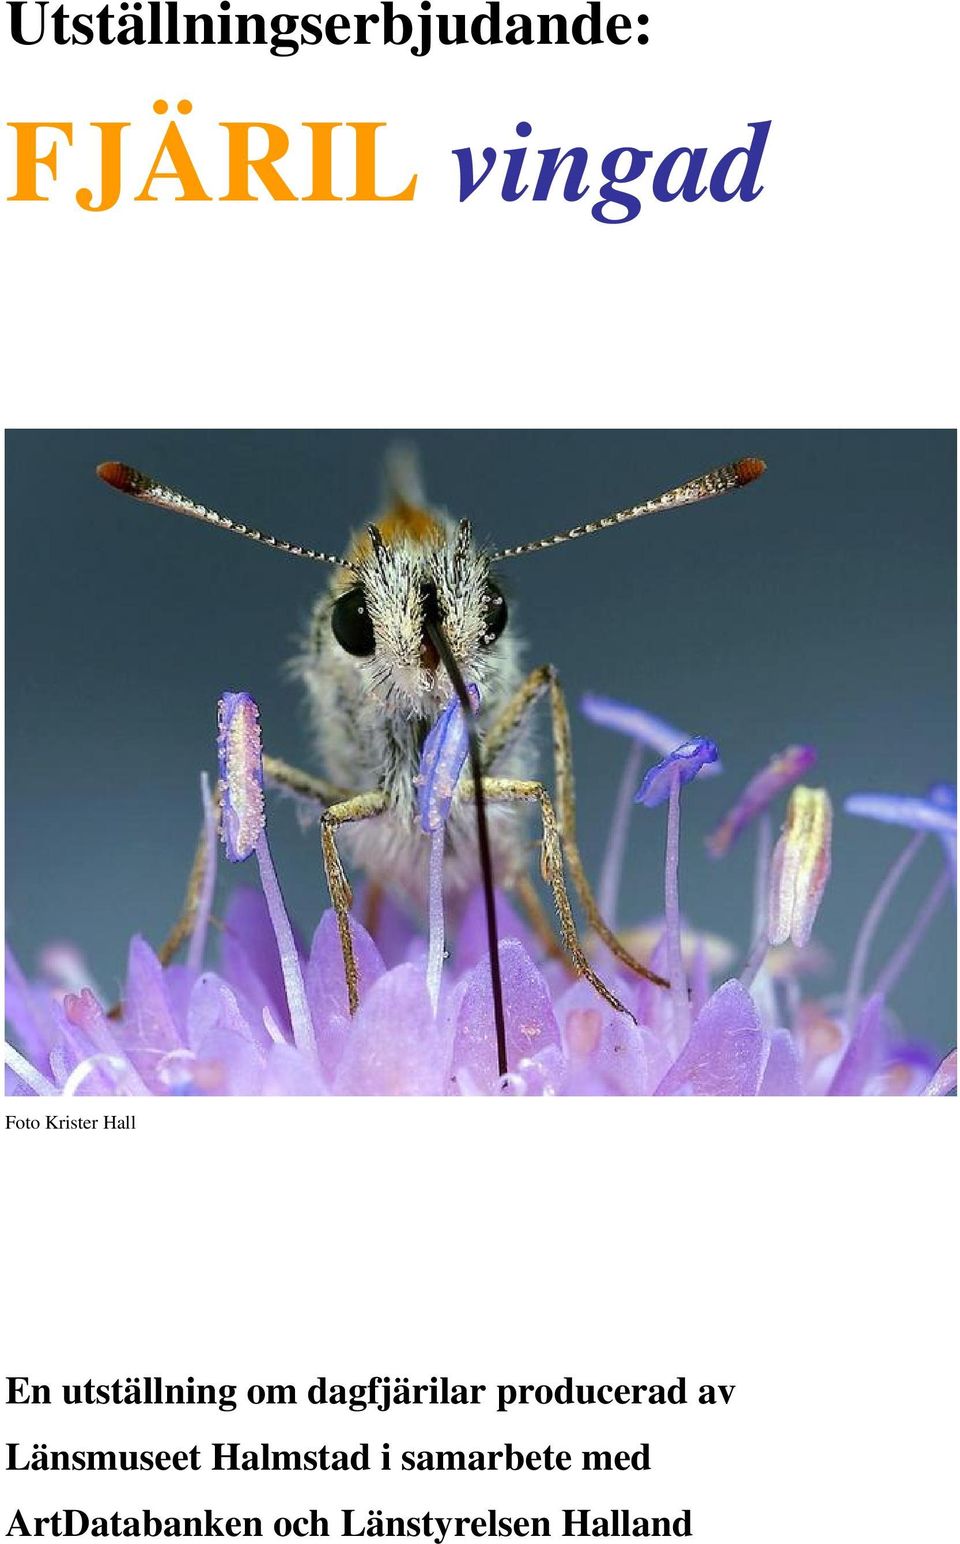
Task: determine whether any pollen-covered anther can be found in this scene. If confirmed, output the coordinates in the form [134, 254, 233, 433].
[217, 691, 265, 862]
[767, 785, 833, 948]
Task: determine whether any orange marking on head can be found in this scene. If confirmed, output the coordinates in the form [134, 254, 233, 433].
[342, 500, 445, 575]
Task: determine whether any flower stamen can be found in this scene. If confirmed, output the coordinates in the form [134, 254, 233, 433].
[217, 692, 315, 1057]
[636, 737, 719, 1040]
[767, 786, 833, 950]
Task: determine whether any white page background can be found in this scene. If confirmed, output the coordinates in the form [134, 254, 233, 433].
[0, 1, 955, 426]
[1, 4, 956, 1542]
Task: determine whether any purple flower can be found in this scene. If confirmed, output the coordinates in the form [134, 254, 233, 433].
[217, 692, 265, 862]
[217, 693, 313, 1054]
[5, 699, 954, 1098]
[845, 782, 957, 882]
[582, 693, 722, 774]
[707, 745, 818, 858]
[844, 790, 957, 836]
[635, 737, 719, 807]
[924, 1050, 957, 1098]
[580, 694, 722, 932]
[767, 785, 833, 948]
[417, 684, 479, 833]
[5, 870, 949, 1097]
[655, 980, 770, 1097]
[839, 782, 956, 1033]
[634, 735, 720, 1045]
[927, 783, 956, 814]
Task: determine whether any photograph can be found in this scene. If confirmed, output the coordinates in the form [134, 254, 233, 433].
[5, 429, 957, 1096]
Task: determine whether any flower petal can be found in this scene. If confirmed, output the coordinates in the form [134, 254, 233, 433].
[581, 693, 722, 773]
[5, 943, 62, 1071]
[615, 920, 736, 977]
[452, 939, 560, 1094]
[844, 792, 957, 836]
[456, 888, 538, 970]
[922, 1049, 957, 1097]
[417, 684, 480, 833]
[707, 745, 818, 857]
[335, 963, 446, 1095]
[927, 782, 956, 813]
[306, 909, 386, 1022]
[759, 1029, 803, 1096]
[926, 785, 958, 872]
[827, 993, 888, 1095]
[261, 1042, 328, 1096]
[635, 737, 720, 808]
[556, 977, 669, 1096]
[123, 935, 182, 1057]
[867, 1042, 940, 1097]
[218, 886, 292, 1031]
[655, 979, 769, 1096]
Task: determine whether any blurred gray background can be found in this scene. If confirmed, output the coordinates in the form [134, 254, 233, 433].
[5, 431, 956, 1047]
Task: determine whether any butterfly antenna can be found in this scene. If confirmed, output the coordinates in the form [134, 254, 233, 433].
[491, 457, 765, 561]
[97, 462, 356, 571]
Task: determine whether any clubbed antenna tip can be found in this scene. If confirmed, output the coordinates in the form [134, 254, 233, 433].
[735, 457, 766, 486]
[97, 461, 145, 493]
[94, 459, 357, 571]
[491, 455, 768, 563]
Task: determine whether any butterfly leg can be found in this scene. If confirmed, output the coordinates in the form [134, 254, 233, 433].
[107, 782, 217, 1017]
[482, 664, 669, 991]
[110, 756, 356, 1020]
[156, 793, 217, 967]
[512, 870, 566, 962]
[319, 792, 389, 1014]
[461, 776, 635, 1023]
[262, 753, 354, 810]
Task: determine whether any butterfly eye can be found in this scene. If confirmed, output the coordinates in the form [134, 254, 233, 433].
[481, 581, 508, 646]
[331, 587, 375, 657]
